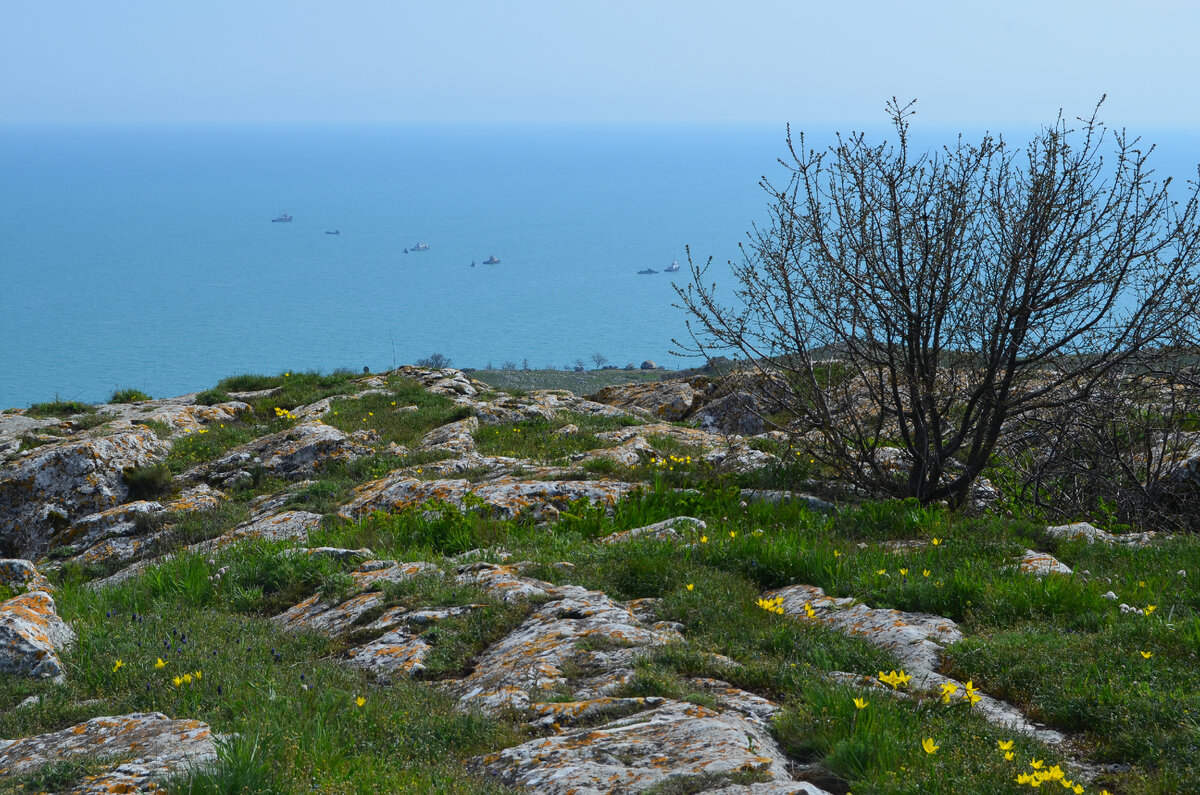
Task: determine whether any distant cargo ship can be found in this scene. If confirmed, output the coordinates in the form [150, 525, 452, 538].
[271, 213, 293, 223]
[483, 255, 500, 264]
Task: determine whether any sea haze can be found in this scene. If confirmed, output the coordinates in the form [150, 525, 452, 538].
[2, 123, 1198, 408]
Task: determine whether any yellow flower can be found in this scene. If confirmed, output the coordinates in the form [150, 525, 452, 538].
[355, 696, 366, 707]
[899, 568, 908, 576]
[700, 535, 707, 543]
[1045, 764, 1064, 780]
[876, 569, 887, 575]
[182, 673, 193, 684]
[1145, 605, 1157, 615]
[804, 602, 816, 619]
[1140, 650, 1153, 659]
[112, 659, 123, 672]
[878, 669, 912, 690]
[931, 537, 942, 545]
[921, 737, 939, 754]
[686, 583, 694, 591]
[940, 682, 958, 703]
[391, 401, 396, 406]
[1138, 580, 1146, 587]
[154, 658, 167, 669]
[1030, 759, 1044, 769]
[998, 740, 1014, 751]
[853, 697, 868, 709]
[922, 569, 931, 577]
[729, 530, 736, 539]
[194, 670, 202, 680]
[1005, 751, 1015, 761]
[173, 675, 183, 687]
[833, 550, 841, 558]
[1072, 785, 1084, 794]
[1016, 774, 1033, 785]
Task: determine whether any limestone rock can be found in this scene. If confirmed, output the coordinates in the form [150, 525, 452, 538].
[209, 509, 325, 549]
[588, 377, 713, 421]
[0, 591, 75, 682]
[273, 560, 443, 635]
[0, 712, 215, 788]
[417, 416, 479, 455]
[337, 475, 636, 524]
[1044, 522, 1158, 546]
[599, 516, 705, 545]
[445, 583, 682, 712]
[1016, 549, 1073, 576]
[575, 436, 655, 468]
[0, 428, 169, 559]
[693, 391, 767, 436]
[0, 559, 52, 593]
[454, 561, 558, 603]
[391, 365, 484, 398]
[768, 583, 1063, 744]
[702, 443, 779, 474]
[180, 420, 372, 487]
[469, 699, 827, 795]
[596, 423, 726, 451]
[52, 500, 163, 552]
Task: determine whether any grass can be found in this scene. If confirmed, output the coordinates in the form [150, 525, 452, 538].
[25, 399, 94, 418]
[109, 388, 152, 403]
[8, 368, 1200, 793]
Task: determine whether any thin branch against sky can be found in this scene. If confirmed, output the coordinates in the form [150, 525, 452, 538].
[2, 0, 1198, 125]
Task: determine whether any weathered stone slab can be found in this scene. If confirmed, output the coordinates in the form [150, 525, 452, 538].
[588, 378, 713, 421]
[701, 443, 779, 474]
[1016, 549, 1073, 576]
[469, 699, 828, 795]
[768, 584, 1064, 744]
[1045, 522, 1158, 546]
[0, 591, 75, 681]
[0, 429, 169, 559]
[575, 436, 655, 468]
[0, 712, 215, 788]
[273, 560, 443, 635]
[599, 517, 705, 545]
[337, 475, 636, 524]
[180, 420, 372, 487]
[0, 559, 52, 593]
[445, 583, 682, 712]
[418, 416, 479, 455]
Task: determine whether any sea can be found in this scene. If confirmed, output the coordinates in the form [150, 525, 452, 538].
[3, 123, 1199, 409]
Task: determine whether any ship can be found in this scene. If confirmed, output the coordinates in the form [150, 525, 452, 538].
[410, 242, 430, 252]
[271, 213, 293, 223]
[483, 255, 500, 265]
[664, 260, 681, 272]
[637, 268, 658, 275]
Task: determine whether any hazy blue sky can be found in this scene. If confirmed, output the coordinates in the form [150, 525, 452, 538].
[4, 0, 1198, 126]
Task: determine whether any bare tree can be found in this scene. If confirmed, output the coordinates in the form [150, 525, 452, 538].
[590, 352, 609, 369]
[676, 98, 1200, 507]
[417, 353, 451, 369]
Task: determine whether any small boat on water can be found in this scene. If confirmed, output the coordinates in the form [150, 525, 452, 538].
[325, 230, 340, 235]
[410, 242, 430, 252]
[638, 268, 658, 275]
[271, 213, 293, 223]
[664, 260, 681, 272]
[483, 255, 501, 265]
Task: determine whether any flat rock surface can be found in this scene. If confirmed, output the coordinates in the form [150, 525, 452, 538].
[470, 699, 829, 795]
[180, 420, 372, 487]
[337, 474, 637, 523]
[1017, 549, 1073, 576]
[0, 712, 216, 789]
[0, 591, 75, 681]
[1045, 522, 1158, 546]
[588, 378, 713, 421]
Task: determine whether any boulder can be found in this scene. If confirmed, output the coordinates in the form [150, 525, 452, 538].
[1044, 522, 1158, 546]
[588, 377, 713, 421]
[417, 416, 479, 455]
[179, 420, 372, 488]
[0, 712, 216, 789]
[0, 559, 53, 593]
[599, 516, 706, 545]
[1016, 549, 1073, 576]
[693, 391, 767, 436]
[0, 428, 169, 559]
[0, 591, 76, 682]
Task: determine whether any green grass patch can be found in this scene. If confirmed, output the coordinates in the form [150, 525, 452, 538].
[109, 388, 152, 404]
[25, 399, 94, 418]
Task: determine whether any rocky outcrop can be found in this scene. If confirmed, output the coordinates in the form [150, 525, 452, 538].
[471, 699, 830, 794]
[417, 416, 479, 455]
[179, 420, 372, 488]
[337, 474, 637, 524]
[0, 712, 216, 790]
[0, 591, 75, 681]
[598, 516, 706, 545]
[1016, 549, 1073, 576]
[588, 377, 714, 421]
[0, 559, 53, 593]
[0, 428, 169, 559]
[1044, 522, 1159, 546]
[768, 583, 1064, 744]
[693, 391, 768, 436]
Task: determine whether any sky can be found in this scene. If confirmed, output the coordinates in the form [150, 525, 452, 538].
[3, 0, 1200, 127]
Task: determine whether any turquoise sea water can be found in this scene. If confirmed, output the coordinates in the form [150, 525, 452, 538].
[3, 124, 1198, 408]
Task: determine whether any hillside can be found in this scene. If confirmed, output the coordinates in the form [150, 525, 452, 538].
[0, 366, 1194, 794]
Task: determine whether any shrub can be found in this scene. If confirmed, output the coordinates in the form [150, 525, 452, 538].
[121, 463, 173, 501]
[109, 388, 151, 403]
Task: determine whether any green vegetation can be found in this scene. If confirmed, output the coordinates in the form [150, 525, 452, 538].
[470, 367, 676, 394]
[109, 388, 152, 404]
[25, 399, 94, 418]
